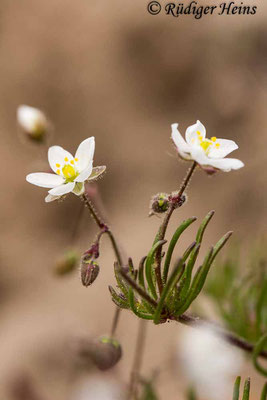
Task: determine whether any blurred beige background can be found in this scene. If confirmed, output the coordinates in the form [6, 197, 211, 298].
[0, 0, 266, 399]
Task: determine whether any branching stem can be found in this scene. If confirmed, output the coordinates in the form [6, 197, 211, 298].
[155, 161, 197, 294]
[82, 193, 124, 337]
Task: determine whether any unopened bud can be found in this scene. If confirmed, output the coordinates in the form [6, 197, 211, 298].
[17, 105, 50, 143]
[170, 192, 187, 209]
[78, 336, 122, 371]
[80, 254, 99, 287]
[54, 250, 79, 276]
[150, 193, 170, 214]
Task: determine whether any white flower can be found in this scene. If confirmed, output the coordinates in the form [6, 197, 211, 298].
[17, 105, 49, 141]
[171, 120, 244, 172]
[177, 324, 243, 400]
[26, 137, 106, 202]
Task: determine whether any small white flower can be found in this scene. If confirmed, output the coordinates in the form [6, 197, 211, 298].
[26, 137, 106, 202]
[171, 120, 244, 172]
[17, 105, 49, 142]
[177, 324, 243, 400]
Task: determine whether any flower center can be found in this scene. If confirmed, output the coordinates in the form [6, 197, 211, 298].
[196, 131, 220, 154]
[62, 164, 78, 182]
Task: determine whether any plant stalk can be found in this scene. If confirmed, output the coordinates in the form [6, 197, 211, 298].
[128, 320, 147, 399]
[154, 161, 197, 294]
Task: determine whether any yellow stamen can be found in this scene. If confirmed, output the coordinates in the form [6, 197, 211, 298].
[199, 135, 203, 140]
[75, 158, 78, 162]
[62, 164, 78, 182]
[215, 143, 220, 148]
[200, 140, 212, 152]
[197, 131, 201, 136]
[211, 137, 217, 142]
[56, 163, 60, 168]
[64, 157, 69, 162]
[70, 160, 74, 165]
[56, 169, 60, 175]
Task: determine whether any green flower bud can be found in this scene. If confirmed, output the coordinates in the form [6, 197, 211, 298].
[150, 193, 170, 214]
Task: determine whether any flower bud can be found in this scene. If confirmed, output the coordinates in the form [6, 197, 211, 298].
[17, 105, 50, 143]
[170, 192, 187, 209]
[80, 254, 99, 287]
[78, 336, 122, 371]
[150, 193, 170, 214]
[54, 250, 79, 276]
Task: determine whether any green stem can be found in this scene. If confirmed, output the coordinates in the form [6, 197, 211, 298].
[154, 161, 197, 294]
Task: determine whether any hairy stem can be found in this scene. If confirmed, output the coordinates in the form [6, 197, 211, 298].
[155, 161, 197, 294]
[82, 193, 124, 336]
[128, 320, 147, 399]
[175, 314, 267, 359]
[120, 268, 158, 308]
[82, 193, 123, 266]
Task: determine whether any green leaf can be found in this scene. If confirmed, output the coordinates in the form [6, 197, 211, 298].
[176, 231, 233, 315]
[138, 256, 147, 289]
[174, 244, 201, 313]
[256, 277, 267, 336]
[232, 376, 241, 400]
[210, 231, 233, 264]
[114, 262, 129, 298]
[128, 287, 154, 320]
[196, 210, 215, 244]
[175, 247, 213, 315]
[153, 258, 185, 324]
[253, 333, 267, 376]
[241, 378, 250, 400]
[145, 240, 167, 300]
[260, 382, 267, 400]
[163, 217, 197, 283]
[109, 286, 129, 309]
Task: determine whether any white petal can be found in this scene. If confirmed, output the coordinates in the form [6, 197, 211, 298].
[208, 139, 238, 159]
[48, 182, 75, 196]
[45, 194, 61, 202]
[208, 158, 244, 172]
[171, 123, 191, 153]
[17, 105, 47, 132]
[74, 162, 93, 182]
[48, 146, 74, 174]
[75, 137, 95, 172]
[190, 147, 210, 165]
[185, 120, 206, 145]
[26, 173, 64, 188]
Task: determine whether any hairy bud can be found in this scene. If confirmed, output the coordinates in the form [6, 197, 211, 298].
[77, 336, 122, 371]
[150, 192, 170, 214]
[170, 192, 187, 209]
[80, 254, 100, 287]
[54, 250, 79, 276]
